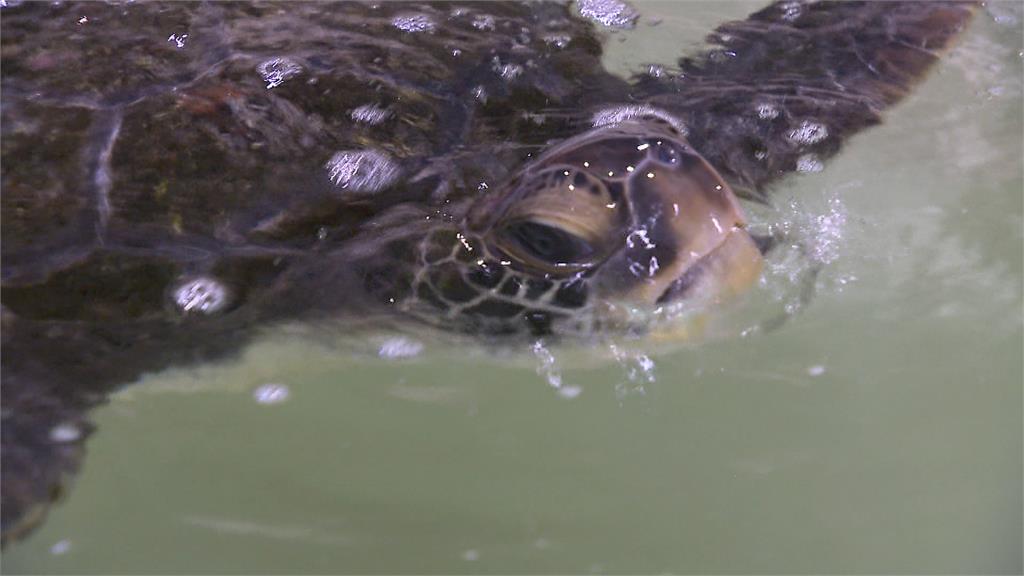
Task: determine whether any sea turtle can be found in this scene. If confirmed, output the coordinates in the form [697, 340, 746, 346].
[0, 0, 975, 544]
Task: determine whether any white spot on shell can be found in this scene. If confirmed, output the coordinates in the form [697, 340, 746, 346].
[577, 0, 639, 29]
[392, 13, 435, 33]
[325, 149, 400, 193]
[253, 383, 290, 405]
[173, 276, 230, 315]
[756, 103, 779, 120]
[350, 104, 391, 125]
[49, 423, 81, 443]
[591, 105, 687, 135]
[167, 33, 188, 49]
[257, 57, 302, 89]
[788, 120, 829, 145]
[472, 14, 496, 31]
[779, 1, 803, 21]
[544, 34, 571, 49]
[492, 56, 522, 81]
[796, 153, 823, 173]
[379, 337, 424, 359]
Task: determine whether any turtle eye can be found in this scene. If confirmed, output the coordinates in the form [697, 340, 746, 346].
[502, 221, 595, 266]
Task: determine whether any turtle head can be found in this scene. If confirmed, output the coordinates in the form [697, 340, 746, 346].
[408, 120, 763, 336]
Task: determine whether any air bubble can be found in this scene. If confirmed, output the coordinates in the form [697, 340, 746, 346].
[557, 385, 583, 399]
[532, 340, 563, 389]
[807, 365, 826, 377]
[49, 423, 81, 443]
[253, 383, 290, 405]
[462, 549, 480, 562]
[50, 540, 72, 556]
[379, 337, 424, 359]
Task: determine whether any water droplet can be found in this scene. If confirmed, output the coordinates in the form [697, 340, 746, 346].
[577, 0, 639, 29]
[257, 57, 302, 89]
[379, 337, 424, 359]
[49, 423, 81, 443]
[253, 383, 290, 405]
[471, 85, 488, 103]
[350, 104, 391, 125]
[647, 64, 665, 78]
[807, 365, 826, 377]
[392, 13, 435, 33]
[172, 276, 230, 315]
[788, 120, 829, 145]
[325, 149, 400, 193]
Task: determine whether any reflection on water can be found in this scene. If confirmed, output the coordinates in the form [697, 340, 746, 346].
[2, 1, 1022, 574]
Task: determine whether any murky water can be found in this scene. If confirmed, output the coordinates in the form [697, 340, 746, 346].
[3, 2, 1022, 574]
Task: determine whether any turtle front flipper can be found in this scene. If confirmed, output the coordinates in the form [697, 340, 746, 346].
[0, 362, 91, 547]
[634, 1, 978, 200]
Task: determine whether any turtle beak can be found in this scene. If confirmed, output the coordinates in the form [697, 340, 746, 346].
[609, 145, 764, 306]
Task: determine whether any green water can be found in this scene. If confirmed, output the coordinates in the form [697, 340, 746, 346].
[3, 2, 1022, 574]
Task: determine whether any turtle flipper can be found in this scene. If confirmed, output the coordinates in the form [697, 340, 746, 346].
[634, 1, 977, 199]
[0, 364, 91, 547]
